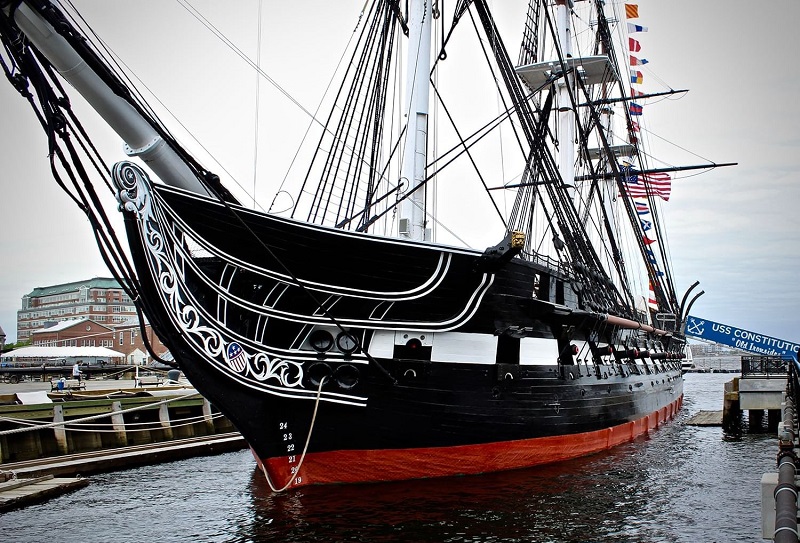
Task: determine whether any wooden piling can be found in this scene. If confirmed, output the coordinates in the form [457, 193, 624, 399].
[52, 405, 68, 455]
[722, 378, 741, 431]
[750, 409, 766, 431]
[202, 398, 215, 435]
[158, 403, 174, 440]
[0, 387, 232, 464]
[110, 401, 127, 447]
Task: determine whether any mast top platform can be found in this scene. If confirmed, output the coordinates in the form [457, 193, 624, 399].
[516, 56, 617, 89]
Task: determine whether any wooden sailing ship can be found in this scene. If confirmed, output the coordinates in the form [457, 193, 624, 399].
[0, 0, 696, 488]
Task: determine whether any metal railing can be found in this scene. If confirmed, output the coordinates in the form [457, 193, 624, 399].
[774, 356, 800, 542]
[787, 357, 800, 420]
[741, 356, 791, 377]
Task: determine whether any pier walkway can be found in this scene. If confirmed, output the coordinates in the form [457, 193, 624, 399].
[0, 433, 245, 511]
[1, 432, 246, 478]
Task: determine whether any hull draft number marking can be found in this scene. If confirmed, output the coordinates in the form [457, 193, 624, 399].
[280, 421, 301, 485]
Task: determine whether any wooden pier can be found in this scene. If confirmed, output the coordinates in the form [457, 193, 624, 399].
[1, 432, 245, 478]
[723, 360, 789, 432]
[0, 385, 238, 464]
[0, 432, 245, 512]
[0, 381, 247, 511]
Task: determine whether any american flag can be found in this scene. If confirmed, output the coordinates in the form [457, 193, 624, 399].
[648, 282, 659, 310]
[226, 342, 247, 372]
[621, 170, 672, 201]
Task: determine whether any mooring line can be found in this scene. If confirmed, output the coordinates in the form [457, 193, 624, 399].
[0, 391, 200, 436]
[262, 377, 326, 492]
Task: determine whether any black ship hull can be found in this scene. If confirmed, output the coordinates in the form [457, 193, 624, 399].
[114, 162, 684, 488]
[191, 356, 681, 487]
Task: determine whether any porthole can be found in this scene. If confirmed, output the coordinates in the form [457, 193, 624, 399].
[309, 330, 334, 353]
[334, 364, 360, 389]
[336, 332, 358, 354]
[307, 362, 332, 387]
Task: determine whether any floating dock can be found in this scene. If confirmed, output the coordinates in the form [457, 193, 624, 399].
[685, 410, 723, 426]
[0, 474, 88, 512]
[1, 432, 246, 479]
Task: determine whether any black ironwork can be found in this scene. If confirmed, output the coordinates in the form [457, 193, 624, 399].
[741, 355, 791, 377]
[787, 357, 800, 411]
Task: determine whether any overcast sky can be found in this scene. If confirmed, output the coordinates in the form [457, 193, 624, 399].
[0, 0, 798, 345]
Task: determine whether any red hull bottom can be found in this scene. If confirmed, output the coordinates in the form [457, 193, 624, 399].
[254, 395, 683, 489]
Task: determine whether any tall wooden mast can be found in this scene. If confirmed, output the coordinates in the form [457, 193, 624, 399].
[398, 0, 433, 241]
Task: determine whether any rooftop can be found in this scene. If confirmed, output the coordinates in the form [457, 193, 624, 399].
[24, 277, 122, 298]
[30, 319, 87, 334]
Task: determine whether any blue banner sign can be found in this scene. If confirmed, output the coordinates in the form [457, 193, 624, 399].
[685, 315, 800, 359]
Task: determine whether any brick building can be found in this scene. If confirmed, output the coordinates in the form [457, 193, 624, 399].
[30, 317, 168, 365]
[31, 318, 114, 348]
[113, 319, 169, 365]
[17, 277, 138, 341]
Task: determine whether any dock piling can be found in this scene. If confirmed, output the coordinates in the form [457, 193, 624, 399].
[158, 403, 174, 440]
[52, 405, 68, 455]
[110, 401, 127, 447]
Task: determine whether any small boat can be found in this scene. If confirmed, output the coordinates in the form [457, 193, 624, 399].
[0, 0, 710, 488]
[682, 346, 694, 374]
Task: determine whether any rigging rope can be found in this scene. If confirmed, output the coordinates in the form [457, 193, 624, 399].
[1, 2, 397, 380]
[252, 0, 263, 209]
[0, 412, 226, 433]
[260, 377, 326, 493]
[0, 391, 200, 437]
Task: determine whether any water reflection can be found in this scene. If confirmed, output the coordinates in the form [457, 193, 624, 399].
[235, 374, 774, 543]
[0, 373, 777, 543]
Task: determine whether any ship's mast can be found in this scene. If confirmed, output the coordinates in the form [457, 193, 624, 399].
[398, 0, 433, 242]
[555, 0, 576, 199]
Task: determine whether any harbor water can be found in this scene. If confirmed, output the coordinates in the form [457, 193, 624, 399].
[1, 372, 776, 542]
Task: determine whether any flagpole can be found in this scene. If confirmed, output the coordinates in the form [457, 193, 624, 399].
[578, 88, 688, 107]
[578, 162, 738, 183]
[492, 162, 738, 190]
